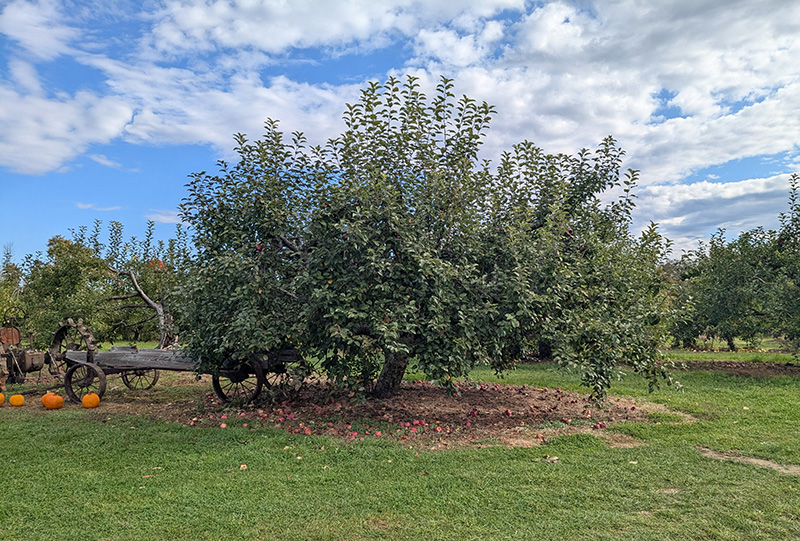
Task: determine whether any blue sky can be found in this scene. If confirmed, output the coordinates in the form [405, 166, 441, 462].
[2, 0, 799, 260]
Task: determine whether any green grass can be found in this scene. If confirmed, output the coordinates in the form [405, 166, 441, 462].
[2, 364, 800, 540]
[99, 340, 161, 351]
[665, 349, 795, 364]
[464, 363, 800, 464]
[682, 335, 791, 353]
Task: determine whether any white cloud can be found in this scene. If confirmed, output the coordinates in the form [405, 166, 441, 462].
[634, 173, 794, 254]
[630, 83, 800, 183]
[0, 84, 133, 174]
[76, 202, 122, 211]
[145, 209, 181, 224]
[512, 2, 594, 57]
[412, 18, 508, 68]
[8, 58, 42, 94]
[0, 0, 79, 59]
[146, 0, 524, 57]
[87, 154, 123, 168]
[1, 0, 799, 258]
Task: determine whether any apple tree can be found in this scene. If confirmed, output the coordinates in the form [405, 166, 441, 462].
[675, 228, 778, 350]
[178, 76, 675, 400]
[15, 232, 110, 347]
[773, 173, 800, 348]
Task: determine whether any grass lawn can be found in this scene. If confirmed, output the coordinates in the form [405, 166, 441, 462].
[100, 340, 161, 351]
[2, 357, 799, 540]
[664, 349, 794, 364]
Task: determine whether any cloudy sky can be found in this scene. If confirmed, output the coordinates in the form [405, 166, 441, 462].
[1, 0, 799, 259]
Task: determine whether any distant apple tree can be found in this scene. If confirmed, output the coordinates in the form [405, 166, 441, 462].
[178, 76, 676, 400]
[667, 174, 799, 352]
[11, 221, 191, 348]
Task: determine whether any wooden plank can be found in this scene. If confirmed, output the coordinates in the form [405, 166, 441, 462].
[65, 349, 197, 371]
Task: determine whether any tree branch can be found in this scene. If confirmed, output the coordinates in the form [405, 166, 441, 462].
[114, 304, 151, 311]
[278, 234, 301, 254]
[109, 266, 161, 313]
[279, 287, 299, 300]
[107, 292, 140, 301]
[112, 314, 158, 328]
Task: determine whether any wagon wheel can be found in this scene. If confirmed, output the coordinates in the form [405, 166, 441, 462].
[212, 358, 264, 404]
[64, 362, 107, 404]
[2, 306, 26, 329]
[121, 369, 160, 390]
[259, 350, 312, 396]
[264, 363, 289, 387]
[47, 318, 99, 377]
[265, 370, 289, 387]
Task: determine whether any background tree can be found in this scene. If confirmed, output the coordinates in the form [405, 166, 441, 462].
[668, 174, 797, 351]
[773, 173, 800, 348]
[664, 257, 703, 350]
[0, 246, 23, 322]
[103, 220, 191, 347]
[694, 228, 776, 350]
[9, 221, 189, 348]
[16, 231, 109, 347]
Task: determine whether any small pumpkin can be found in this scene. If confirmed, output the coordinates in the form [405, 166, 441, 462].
[9, 394, 25, 407]
[82, 392, 100, 408]
[0, 392, 5, 406]
[41, 392, 64, 410]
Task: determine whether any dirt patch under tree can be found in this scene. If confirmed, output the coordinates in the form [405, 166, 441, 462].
[84, 373, 657, 448]
[21, 359, 795, 448]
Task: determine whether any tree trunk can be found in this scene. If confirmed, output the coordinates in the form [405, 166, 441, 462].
[726, 336, 737, 352]
[372, 350, 410, 398]
[157, 311, 178, 349]
[109, 266, 177, 349]
[537, 339, 553, 361]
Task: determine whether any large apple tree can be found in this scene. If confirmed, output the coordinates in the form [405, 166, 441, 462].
[178, 76, 675, 400]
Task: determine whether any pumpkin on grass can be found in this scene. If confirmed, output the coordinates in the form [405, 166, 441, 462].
[82, 392, 100, 408]
[9, 394, 25, 407]
[0, 392, 5, 406]
[41, 392, 64, 410]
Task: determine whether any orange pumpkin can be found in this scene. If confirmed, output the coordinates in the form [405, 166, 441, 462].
[82, 392, 100, 408]
[9, 394, 25, 407]
[0, 393, 5, 406]
[42, 392, 64, 410]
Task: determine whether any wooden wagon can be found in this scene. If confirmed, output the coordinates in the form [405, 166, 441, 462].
[63, 346, 304, 405]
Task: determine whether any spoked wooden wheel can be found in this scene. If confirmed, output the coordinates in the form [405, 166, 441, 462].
[264, 364, 289, 387]
[64, 362, 107, 403]
[48, 318, 99, 377]
[122, 369, 160, 390]
[212, 358, 264, 404]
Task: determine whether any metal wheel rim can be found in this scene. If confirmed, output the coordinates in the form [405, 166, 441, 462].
[48, 319, 98, 377]
[211, 359, 264, 404]
[121, 369, 160, 390]
[65, 362, 107, 404]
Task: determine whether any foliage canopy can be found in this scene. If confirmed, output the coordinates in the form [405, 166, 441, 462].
[179, 76, 675, 399]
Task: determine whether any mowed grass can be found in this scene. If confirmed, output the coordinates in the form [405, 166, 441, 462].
[99, 340, 161, 351]
[2, 359, 800, 540]
[668, 335, 795, 362]
[664, 349, 794, 364]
